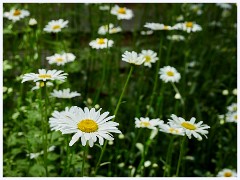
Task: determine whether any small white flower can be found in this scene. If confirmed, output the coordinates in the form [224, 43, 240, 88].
[168, 114, 210, 140]
[139, 50, 159, 68]
[167, 35, 185, 41]
[159, 66, 181, 83]
[99, 5, 110, 11]
[43, 19, 68, 33]
[189, 4, 203, 15]
[31, 81, 53, 91]
[49, 106, 121, 147]
[111, 5, 134, 20]
[89, 38, 114, 49]
[27, 152, 41, 159]
[159, 123, 185, 136]
[140, 30, 154, 35]
[173, 22, 202, 33]
[122, 51, 145, 65]
[135, 117, 164, 130]
[48, 145, 56, 152]
[51, 88, 81, 99]
[21, 69, 68, 83]
[176, 15, 184, 22]
[174, 93, 181, 99]
[144, 161, 151, 167]
[144, 23, 173, 31]
[216, 3, 232, 10]
[226, 112, 237, 123]
[46, 53, 76, 66]
[227, 103, 237, 113]
[98, 23, 122, 35]
[4, 9, 30, 22]
[217, 168, 237, 177]
[29, 18, 37, 26]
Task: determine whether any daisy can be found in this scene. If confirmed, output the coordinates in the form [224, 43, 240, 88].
[31, 81, 53, 91]
[64, 53, 76, 62]
[49, 106, 121, 147]
[46, 53, 75, 66]
[4, 9, 30, 22]
[21, 69, 68, 83]
[110, 5, 134, 20]
[139, 50, 159, 68]
[29, 18, 37, 26]
[167, 35, 185, 41]
[43, 19, 68, 33]
[227, 103, 237, 113]
[173, 22, 202, 33]
[225, 112, 237, 123]
[168, 114, 210, 140]
[159, 66, 181, 83]
[122, 51, 145, 65]
[144, 23, 173, 31]
[135, 117, 164, 130]
[51, 88, 81, 98]
[89, 38, 114, 49]
[217, 168, 237, 177]
[98, 23, 122, 35]
[159, 123, 185, 136]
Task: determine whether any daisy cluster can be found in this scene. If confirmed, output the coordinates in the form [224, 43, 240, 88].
[135, 114, 210, 140]
[219, 102, 237, 123]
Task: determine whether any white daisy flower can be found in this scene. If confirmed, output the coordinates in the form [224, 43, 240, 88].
[226, 112, 237, 123]
[216, 3, 232, 10]
[122, 51, 145, 65]
[31, 81, 53, 91]
[217, 168, 237, 177]
[99, 5, 110, 11]
[49, 106, 122, 147]
[159, 66, 181, 83]
[43, 19, 68, 33]
[110, 5, 134, 20]
[140, 30, 154, 35]
[135, 117, 164, 130]
[144, 22, 173, 31]
[159, 123, 185, 136]
[29, 18, 37, 26]
[51, 88, 81, 99]
[168, 114, 210, 140]
[21, 69, 68, 83]
[227, 103, 237, 113]
[167, 35, 185, 41]
[98, 23, 122, 35]
[173, 22, 202, 33]
[4, 9, 30, 22]
[46, 53, 75, 66]
[89, 38, 114, 49]
[139, 50, 159, 68]
[27, 152, 42, 159]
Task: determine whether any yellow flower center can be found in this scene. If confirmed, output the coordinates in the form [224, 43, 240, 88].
[169, 128, 179, 134]
[186, 22, 193, 28]
[13, 9, 21, 16]
[144, 55, 152, 62]
[97, 38, 105, 44]
[56, 58, 63, 62]
[224, 172, 232, 177]
[118, 7, 126, 14]
[233, 106, 237, 111]
[167, 71, 174, 76]
[52, 25, 61, 30]
[234, 115, 237, 120]
[164, 25, 169, 30]
[38, 74, 52, 79]
[78, 119, 98, 133]
[181, 122, 196, 130]
[140, 121, 150, 127]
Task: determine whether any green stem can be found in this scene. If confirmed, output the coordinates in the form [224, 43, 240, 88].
[176, 136, 186, 177]
[81, 145, 87, 177]
[146, 37, 163, 116]
[94, 66, 134, 176]
[171, 82, 184, 105]
[163, 136, 174, 177]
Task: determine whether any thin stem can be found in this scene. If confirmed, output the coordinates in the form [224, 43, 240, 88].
[94, 66, 134, 176]
[176, 136, 186, 177]
[171, 82, 184, 105]
[163, 136, 174, 177]
[146, 37, 163, 116]
[81, 145, 87, 177]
